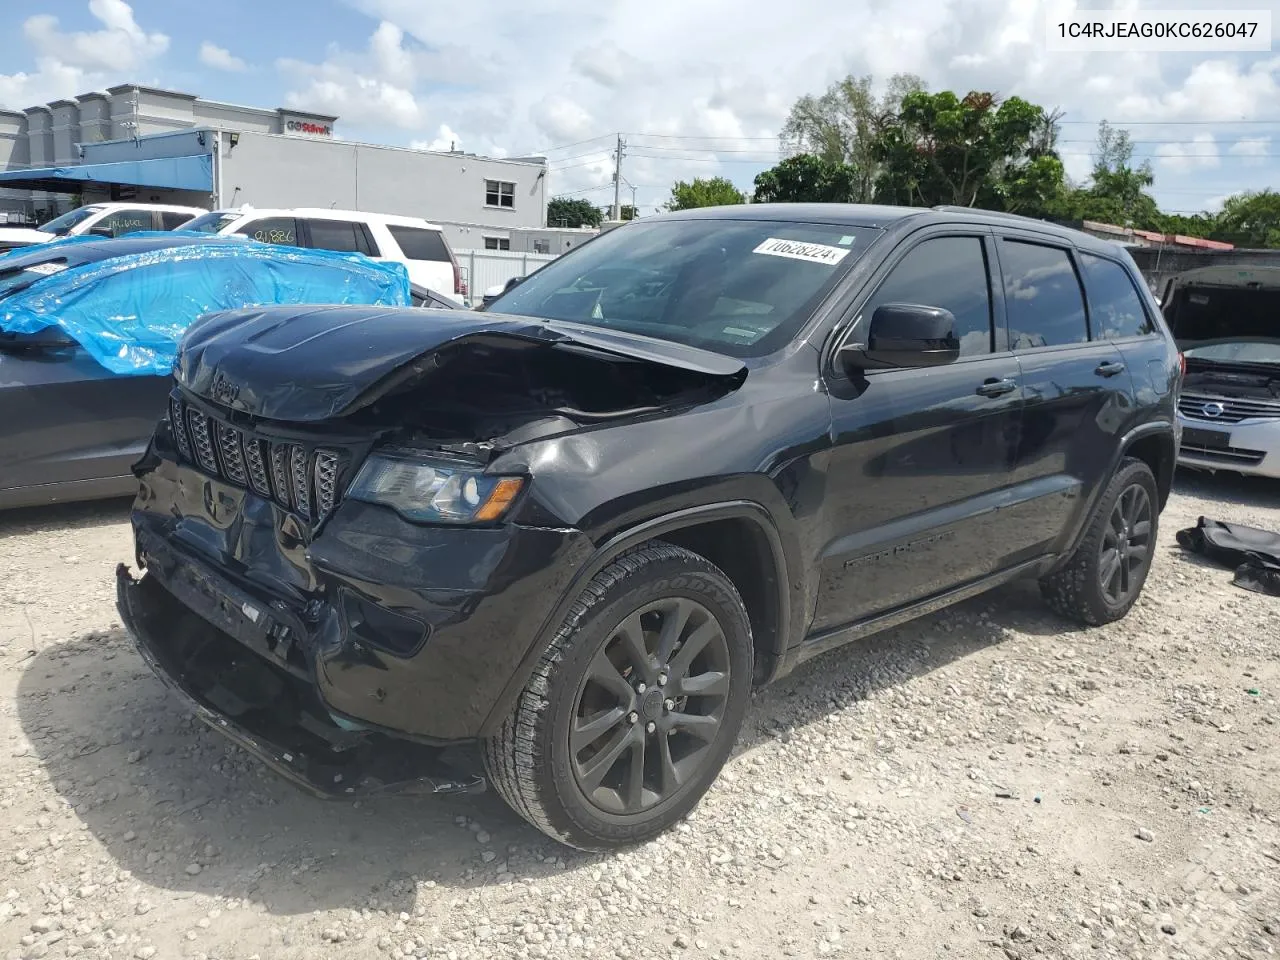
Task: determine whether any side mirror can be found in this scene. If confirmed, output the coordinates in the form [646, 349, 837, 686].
[839, 303, 960, 372]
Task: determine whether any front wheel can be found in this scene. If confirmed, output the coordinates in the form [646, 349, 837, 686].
[1040, 457, 1160, 626]
[482, 543, 753, 851]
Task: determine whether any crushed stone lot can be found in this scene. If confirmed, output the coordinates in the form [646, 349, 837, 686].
[1, 473, 1278, 960]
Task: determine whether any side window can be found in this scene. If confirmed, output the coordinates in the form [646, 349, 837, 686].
[386, 225, 451, 262]
[236, 217, 299, 246]
[1000, 240, 1088, 349]
[859, 236, 994, 358]
[1079, 253, 1156, 340]
[97, 208, 155, 237]
[356, 223, 380, 257]
[301, 218, 362, 253]
[160, 211, 195, 230]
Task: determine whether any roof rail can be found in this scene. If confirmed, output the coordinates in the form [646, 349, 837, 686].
[931, 205, 1053, 224]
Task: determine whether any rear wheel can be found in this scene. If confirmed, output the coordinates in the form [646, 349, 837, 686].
[482, 543, 752, 851]
[1040, 457, 1159, 626]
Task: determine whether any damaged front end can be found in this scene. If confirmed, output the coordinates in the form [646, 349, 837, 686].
[117, 304, 747, 794]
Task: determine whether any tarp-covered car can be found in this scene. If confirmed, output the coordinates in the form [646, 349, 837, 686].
[1162, 265, 1280, 479]
[0, 233, 429, 510]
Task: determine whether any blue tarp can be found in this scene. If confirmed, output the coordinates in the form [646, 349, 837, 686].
[0, 154, 213, 192]
[0, 233, 410, 376]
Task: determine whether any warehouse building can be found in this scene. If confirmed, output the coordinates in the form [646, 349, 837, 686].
[0, 84, 548, 251]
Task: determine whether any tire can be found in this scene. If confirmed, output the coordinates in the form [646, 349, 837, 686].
[481, 542, 753, 851]
[1040, 457, 1160, 626]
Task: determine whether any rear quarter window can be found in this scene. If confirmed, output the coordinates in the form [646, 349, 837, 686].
[387, 226, 451, 262]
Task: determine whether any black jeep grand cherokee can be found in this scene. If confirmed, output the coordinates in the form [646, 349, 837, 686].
[118, 204, 1181, 851]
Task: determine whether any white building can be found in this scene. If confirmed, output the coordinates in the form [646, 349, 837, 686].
[0, 84, 549, 251]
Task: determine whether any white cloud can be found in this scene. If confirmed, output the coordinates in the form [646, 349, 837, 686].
[410, 124, 463, 152]
[24, 0, 167, 72]
[1, 0, 167, 109]
[1155, 133, 1219, 173]
[283, 0, 1280, 213]
[199, 42, 247, 73]
[1229, 136, 1270, 165]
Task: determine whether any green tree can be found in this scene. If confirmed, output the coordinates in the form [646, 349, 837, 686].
[752, 154, 859, 203]
[664, 176, 746, 210]
[1212, 190, 1280, 247]
[870, 90, 1066, 213]
[1065, 121, 1160, 227]
[546, 196, 603, 228]
[780, 72, 925, 202]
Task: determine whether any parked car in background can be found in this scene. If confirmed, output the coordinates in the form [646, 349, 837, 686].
[0, 232, 447, 511]
[116, 203, 1181, 851]
[0, 202, 204, 248]
[1162, 264, 1280, 479]
[177, 206, 467, 305]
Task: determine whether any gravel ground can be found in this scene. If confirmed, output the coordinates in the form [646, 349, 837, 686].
[1, 471, 1278, 960]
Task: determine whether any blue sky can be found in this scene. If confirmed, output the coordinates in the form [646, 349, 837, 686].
[3, 0, 1280, 218]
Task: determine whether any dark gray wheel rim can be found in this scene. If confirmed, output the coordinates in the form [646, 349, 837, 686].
[569, 597, 731, 817]
[1099, 482, 1153, 604]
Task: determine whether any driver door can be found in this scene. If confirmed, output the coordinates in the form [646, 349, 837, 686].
[811, 229, 1026, 632]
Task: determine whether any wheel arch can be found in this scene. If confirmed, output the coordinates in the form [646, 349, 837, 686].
[1120, 422, 1177, 510]
[478, 501, 792, 738]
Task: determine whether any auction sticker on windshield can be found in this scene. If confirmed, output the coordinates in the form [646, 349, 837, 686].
[753, 237, 851, 266]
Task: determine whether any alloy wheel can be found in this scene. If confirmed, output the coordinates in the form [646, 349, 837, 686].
[1098, 482, 1153, 605]
[569, 597, 732, 817]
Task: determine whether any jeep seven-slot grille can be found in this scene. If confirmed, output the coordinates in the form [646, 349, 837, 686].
[168, 396, 347, 522]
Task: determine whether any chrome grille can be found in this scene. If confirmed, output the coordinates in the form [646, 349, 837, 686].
[243, 438, 272, 497]
[186, 408, 218, 473]
[216, 424, 247, 485]
[169, 397, 192, 460]
[314, 451, 340, 518]
[1179, 393, 1280, 424]
[168, 396, 350, 524]
[290, 445, 312, 519]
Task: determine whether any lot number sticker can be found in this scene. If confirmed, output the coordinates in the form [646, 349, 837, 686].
[753, 237, 851, 266]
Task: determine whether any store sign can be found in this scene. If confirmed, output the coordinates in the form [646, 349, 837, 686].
[285, 119, 333, 137]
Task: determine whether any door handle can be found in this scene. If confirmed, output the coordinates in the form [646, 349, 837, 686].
[976, 377, 1017, 398]
[1095, 360, 1126, 378]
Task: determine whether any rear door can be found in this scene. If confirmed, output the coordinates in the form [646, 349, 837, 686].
[297, 217, 378, 257]
[994, 232, 1138, 558]
[0, 336, 170, 499]
[382, 224, 458, 299]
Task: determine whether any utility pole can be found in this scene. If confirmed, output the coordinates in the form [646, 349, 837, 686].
[611, 133, 627, 221]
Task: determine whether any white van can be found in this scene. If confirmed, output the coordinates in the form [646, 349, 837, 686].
[0, 202, 205, 246]
[176, 206, 466, 303]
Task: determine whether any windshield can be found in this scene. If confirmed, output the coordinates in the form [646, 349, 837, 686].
[485, 218, 880, 357]
[38, 206, 102, 236]
[1185, 341, 1280, 365]
[178, 212, 240, 233]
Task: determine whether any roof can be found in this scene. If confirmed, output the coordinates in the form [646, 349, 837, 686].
[0, 155, 212, 193]
[207, 207, 445, 230]
[654, 203, 1127, 250]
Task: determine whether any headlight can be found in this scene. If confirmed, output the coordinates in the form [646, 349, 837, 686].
[347, 452, 525, 524]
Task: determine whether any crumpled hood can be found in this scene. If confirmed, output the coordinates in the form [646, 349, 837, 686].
[1161, 264, 1280, 349]
[174, 304, 747, 422]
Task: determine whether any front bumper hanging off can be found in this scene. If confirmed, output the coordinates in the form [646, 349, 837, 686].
[115, 563, 484, 799]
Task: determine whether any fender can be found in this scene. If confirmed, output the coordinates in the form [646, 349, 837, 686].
[477, 500, 793, 737]
[1055, 418, 1178, 568]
